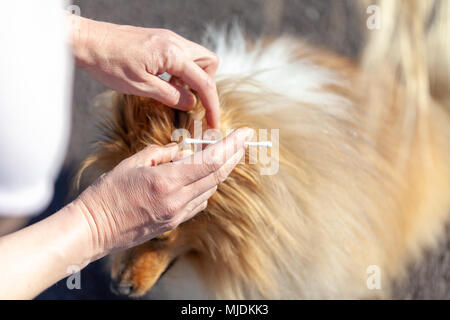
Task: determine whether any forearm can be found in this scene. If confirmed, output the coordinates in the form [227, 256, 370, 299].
[0, 201, 97, 299]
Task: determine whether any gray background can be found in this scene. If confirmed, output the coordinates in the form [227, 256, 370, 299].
[36, 0, 449, 299]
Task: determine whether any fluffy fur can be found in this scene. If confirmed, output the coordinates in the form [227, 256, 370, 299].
[78, 0, 450, 299]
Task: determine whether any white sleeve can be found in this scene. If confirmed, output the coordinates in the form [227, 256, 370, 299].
[0, 1, 73, 216]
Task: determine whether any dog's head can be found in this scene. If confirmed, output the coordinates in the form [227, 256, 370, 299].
[79, 86, 287, 298]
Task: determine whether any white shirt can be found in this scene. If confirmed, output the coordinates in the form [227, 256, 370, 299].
[0, 1, 73, 216]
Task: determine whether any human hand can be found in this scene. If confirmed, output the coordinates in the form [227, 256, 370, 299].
[74, 128, 254, 259]
[70, 15, 220, 128]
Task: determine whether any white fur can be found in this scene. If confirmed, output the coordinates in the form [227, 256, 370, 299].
[205, 25, 350, 115]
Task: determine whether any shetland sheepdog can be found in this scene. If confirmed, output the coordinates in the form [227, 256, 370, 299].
[78, 0, 450, 299]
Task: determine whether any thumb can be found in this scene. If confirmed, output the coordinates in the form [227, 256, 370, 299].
[133, 143, 179, 167]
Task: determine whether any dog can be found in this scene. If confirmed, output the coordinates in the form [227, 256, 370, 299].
[78, 0, 450, 299]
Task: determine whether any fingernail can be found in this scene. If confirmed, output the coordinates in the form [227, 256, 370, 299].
[165, 142, 178, 148]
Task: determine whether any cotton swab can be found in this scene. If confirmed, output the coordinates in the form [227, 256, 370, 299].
[184, 138, 272, 148]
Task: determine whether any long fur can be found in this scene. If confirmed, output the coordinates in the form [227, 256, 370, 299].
[78, 0, 450, 299]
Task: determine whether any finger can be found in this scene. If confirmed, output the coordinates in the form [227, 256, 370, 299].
[169, 77, 198, 110]
[194, 54, 219, 79]
[175, 36, 219, 78]
[182, 200, 208, 223]
[170, 83, 197, 111]
[134, 75, 196, 111]
[133, 143, 179, 167]
[167, 59, 220, 128]
[181, 147, 244, 200]
[170, 127, 254, 185]
[203, 61, 219, 80]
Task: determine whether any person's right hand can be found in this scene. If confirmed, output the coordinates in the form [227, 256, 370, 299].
[70, 15, 221, 128]
[75, 128, 254, 259]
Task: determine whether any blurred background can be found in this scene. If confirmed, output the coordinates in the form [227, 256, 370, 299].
[31, 0, 449, 299]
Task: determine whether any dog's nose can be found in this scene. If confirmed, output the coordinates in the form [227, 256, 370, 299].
[110, 280, 134, 296]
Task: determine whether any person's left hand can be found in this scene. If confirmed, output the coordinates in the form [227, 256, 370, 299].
[70, 15, 220, 128]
